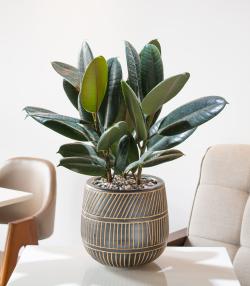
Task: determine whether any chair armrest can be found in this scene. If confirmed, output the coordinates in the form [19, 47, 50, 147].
[0, 216, 38, 286]
[167, 228, 188, 246]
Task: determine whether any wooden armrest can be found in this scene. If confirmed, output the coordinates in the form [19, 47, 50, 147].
[167, 228, 188, 246]
[0, 216, 38, 286]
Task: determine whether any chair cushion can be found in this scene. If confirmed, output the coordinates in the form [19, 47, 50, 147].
[189, 185, 247, 245]
[188, 145, 250, 286]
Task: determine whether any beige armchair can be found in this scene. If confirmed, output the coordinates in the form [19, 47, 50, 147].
[0, 157, 56, 285]
[168, 145, 250, 286]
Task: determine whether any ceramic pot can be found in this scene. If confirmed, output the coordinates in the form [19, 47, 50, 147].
[81, 175, 168, 267]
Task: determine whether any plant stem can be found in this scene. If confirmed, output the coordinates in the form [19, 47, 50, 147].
[105, 150, 112, 183]
[136, 166, 142, 185]
[136, 141, 147, 185]
[92, 112, 99, 133]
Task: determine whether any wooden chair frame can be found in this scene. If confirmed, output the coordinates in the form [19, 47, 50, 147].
[0, 217, 38, 286]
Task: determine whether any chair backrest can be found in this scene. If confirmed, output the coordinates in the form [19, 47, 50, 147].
[186, 145, 250, 286]
[0, 157, 56, 240]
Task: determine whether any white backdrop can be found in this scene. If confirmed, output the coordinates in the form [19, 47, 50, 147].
[0, 0, 249, 246]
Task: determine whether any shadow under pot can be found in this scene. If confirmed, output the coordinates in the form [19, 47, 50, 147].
[81, 175, 169, 267]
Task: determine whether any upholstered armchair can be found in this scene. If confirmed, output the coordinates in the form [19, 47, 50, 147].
[168, 145, 250, 286]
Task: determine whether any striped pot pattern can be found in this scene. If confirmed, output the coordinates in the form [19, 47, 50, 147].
[81, 175, 169, 267]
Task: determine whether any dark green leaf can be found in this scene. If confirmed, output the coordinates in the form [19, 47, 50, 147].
[24, 106, 83, 124]
[99, 58, 123, 129]
[146, 107, 162, 128]
[80, 56, 108, 113]
[63, 80, 79, 109]
[59, 157, 106, 176]
[78, 41, 93, 74]
[115, 134, 139, 174]
[58, 142, 96, 157]
[125, 41, 142, 101]
[147, 129, 196, 151]
[121, 81, 147, 141]
[143, 149, 184, 167]
[52, 62, 81, 91]
[24, 107, 92, 141]
[149, 39, 161, 54]
[141, 73, 190, 115]
[115, 135, 129, 174]
[97, 121, 128, 151]
[140, 44, 163, 96]
[158, 96, 228, 136]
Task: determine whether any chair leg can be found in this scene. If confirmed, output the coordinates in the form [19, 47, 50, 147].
[0, 217, 38, 286]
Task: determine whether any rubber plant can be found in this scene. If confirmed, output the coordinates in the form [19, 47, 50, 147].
[24, 40, 227, 267]
[24, 40, 227, 185]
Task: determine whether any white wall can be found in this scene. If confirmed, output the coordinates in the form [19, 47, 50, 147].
[0, 0, 250, 246]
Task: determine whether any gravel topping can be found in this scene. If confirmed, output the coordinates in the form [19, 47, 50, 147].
[92, 175, 157, 191]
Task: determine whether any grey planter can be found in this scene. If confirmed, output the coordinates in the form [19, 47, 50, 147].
[81, 175, 169, 267]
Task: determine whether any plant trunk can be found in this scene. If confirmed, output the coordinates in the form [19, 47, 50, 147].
[136, 166, 142, 185]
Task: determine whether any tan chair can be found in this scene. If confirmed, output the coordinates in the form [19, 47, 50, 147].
[168, 145, 250, 286]
[0, 157, 56, 285]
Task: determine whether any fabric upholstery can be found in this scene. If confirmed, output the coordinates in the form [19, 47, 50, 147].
[0, 157, 56, 239]
[186, 145, 250, 286]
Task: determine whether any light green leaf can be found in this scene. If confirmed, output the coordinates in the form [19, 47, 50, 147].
[97, 121, 128, 151]
[141, 73, 190, 115]
[80, 56, 108, 113]
[121, 81, 147, 141]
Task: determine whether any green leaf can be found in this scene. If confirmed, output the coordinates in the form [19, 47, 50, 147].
[97, 121, 128, 151]
[146, 107, 162, 128]
[143, 149, 184, 167]
[78, 95, 94, 123]
[149, 39, 161, 54]
[59, 157, 106, 176]
[99, 58, 123, 129]
[24, 106, 98, 142]
[127, 135, 139, 164]
[24, 106, 84, 124]
[125, 41, 142, 101]
[80, 56, 108, 113]
[63, 80, 79, 109]
[140, 44, 163, 96]
[52, 62, 81, 91]
[141, 73, 190, 115]
[148, 129, 196, 151]
[125, 160, 142, 173]
[158, 96, 228, 136]
[115, 135, 130, 174]
[58, 143, 96, 157]
[115, 134, 139, 174]
[78, 41, 94, 74]
[121, 81, 147, 141]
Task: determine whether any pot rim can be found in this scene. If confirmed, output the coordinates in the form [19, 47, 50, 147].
[86, 174, 165, 194]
